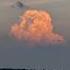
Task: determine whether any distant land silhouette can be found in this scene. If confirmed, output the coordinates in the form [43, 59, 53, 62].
[0, 68, 36, 70]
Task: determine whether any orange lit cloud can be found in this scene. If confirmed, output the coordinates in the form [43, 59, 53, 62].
[10, 10, 64, 45]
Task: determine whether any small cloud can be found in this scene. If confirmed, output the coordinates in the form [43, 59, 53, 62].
[9, 10, 64, 47]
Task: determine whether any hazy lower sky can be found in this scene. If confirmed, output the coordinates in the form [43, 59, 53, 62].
[0, 0, 70, 69]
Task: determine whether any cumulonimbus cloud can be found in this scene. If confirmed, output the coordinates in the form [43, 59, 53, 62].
[10, 9, 64, 46]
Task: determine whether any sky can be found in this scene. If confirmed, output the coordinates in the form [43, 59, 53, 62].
[0, 0, 70, 69]
[23, 0, 62, 5]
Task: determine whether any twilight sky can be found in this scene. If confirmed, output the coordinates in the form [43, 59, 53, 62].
[0, 0, 70, 69]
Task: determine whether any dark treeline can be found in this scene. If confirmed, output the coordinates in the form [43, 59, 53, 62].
[0, 68, 36, 70]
